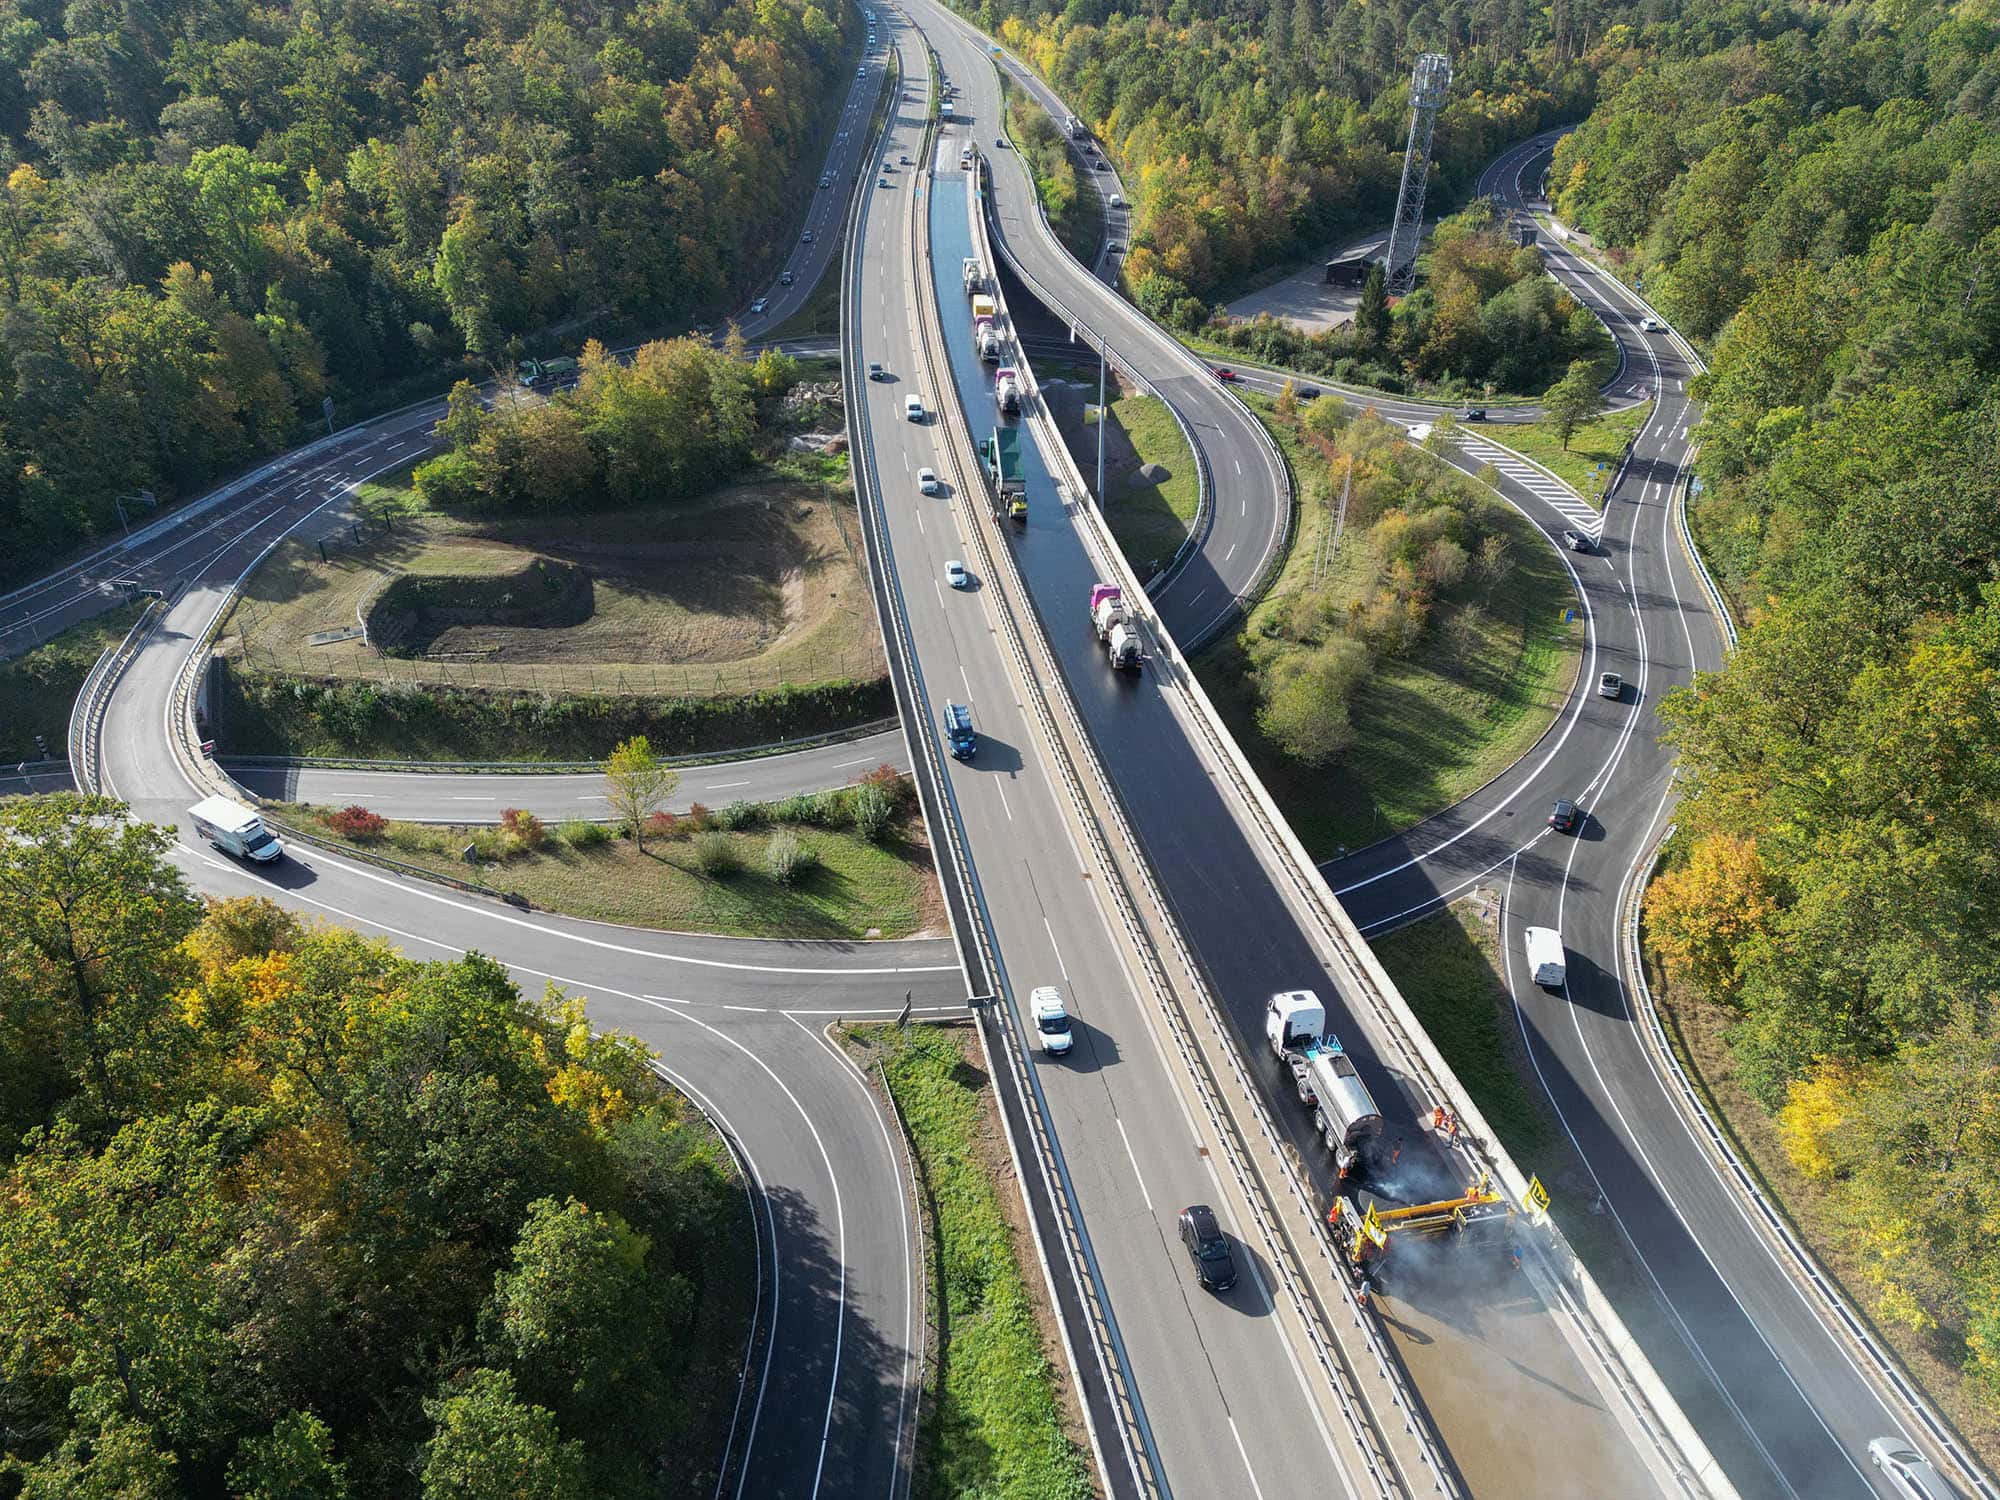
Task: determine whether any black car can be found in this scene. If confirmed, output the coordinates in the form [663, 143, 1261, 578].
[1461, 406, 1487, 421]
[1296, 385, 1320, 401]
[1548, 799, 1581, 834]
[1178, 1204, 1238, 1292]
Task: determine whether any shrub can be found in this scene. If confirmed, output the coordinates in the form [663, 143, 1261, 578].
[387, 822, 446, 856]
[500, 807, 546, 849]
[774, 794, 815, 824]
[326, 805, 389, 840]
[693, 831, 740, 876]
[850, 782, 894, 842]
[684, 801, 714, 832]
[715, 799, 761, 830]
[856, 763, 909, 803]
[644, 810, 682, 839]
[765, 829, 818, 884]
[559, 818, 611, 849]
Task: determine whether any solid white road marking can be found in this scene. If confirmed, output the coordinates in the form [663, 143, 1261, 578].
[1228, 1418, 1269, 1500]
[1115, 1119, 1154, 1213]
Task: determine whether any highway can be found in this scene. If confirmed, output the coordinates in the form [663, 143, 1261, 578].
[907, 0, 1295, 651]
[873, 10, 1703, 1498]
[1315, 135, 1936, 1499]
[886, 20, 1974, 1500]
[5, 4, 1965, 1491]
[30, 33, 980, 1500]
[841, 20, 1388, 1496]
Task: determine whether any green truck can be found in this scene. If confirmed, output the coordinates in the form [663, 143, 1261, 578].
[986, 427, 1026, 522]
[516, 356, 578, 388]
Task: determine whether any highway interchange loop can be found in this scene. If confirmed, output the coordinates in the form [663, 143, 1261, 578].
[0, 6, 1973, 1497]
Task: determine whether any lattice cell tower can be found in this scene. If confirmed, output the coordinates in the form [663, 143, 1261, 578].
[1384, 52, 1453, 296]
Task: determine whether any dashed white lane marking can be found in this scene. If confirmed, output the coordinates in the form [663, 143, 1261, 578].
[994, 781, 1013, 821]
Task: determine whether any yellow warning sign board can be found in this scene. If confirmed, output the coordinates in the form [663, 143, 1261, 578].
[1361, 1205, 1388, 1248]
[1527, 1176, 1550, 1214]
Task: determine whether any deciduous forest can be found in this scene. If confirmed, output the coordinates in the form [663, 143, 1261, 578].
[0, 794, 750, 1497]
[1554, 0, 2000, 1407]
[0, 0, 852, 582]
[955, 0, 1622, 309]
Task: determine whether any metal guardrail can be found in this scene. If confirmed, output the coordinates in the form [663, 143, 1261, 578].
[972, 188, 1449, 1497]
[976, 142, 1734, 1498]
[897, 114, 1156, 1500]
[1620, 843, 1997, 1500]
[66, 599, 168, 795]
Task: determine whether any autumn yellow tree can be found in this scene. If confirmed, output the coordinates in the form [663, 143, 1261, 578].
[1644, 833, 1776, 1003]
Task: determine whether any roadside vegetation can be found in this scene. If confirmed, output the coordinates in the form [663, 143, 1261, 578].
[977, 0, 1610, 315]
[1197, 394, 1579, 853]
[217, 338, 888, 761]
[1198, 202, 1616, 401]
[1373, 904, 1550, 1157]
[842, 1023, 1094, 1500]
[0, 793, 754, 1496]
[0, 601, 147, 763]
[1002, 82, 1099, 267]
[1550, 0, 2000, 1453]
[277, 766, 937, 940]
[0, 0, 862, 592]
[1465, 401, 1652, 508]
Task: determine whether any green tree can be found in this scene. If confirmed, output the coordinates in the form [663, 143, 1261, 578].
[1354, 262, 1389, 350]
[436, 378, 488, 452]
[603, 736, 678, 851]
[1541, 358, 1606, 450]
[227, 1412, 350, 1500]
[0, 794, 198, 1136]
[1255, 637, 1370, 766]
[420, 1369, 586, 1500]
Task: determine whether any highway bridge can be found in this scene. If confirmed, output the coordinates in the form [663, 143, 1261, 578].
[6, 6, 1986, 1498]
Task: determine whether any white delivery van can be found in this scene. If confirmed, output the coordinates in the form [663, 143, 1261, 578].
[189, 796, 284, 863]
[904, 394, 924, 421]
[1524, 925, 1567, 988]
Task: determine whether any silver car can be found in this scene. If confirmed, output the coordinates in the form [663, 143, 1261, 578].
[1866, 1439, 1955, 1500]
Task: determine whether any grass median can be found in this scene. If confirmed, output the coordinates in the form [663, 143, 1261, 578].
[1466, 403, 1652, 507]
[0, 600, 148, 764]
[276, 797, 941, 941]
[842, 1022, 1094, 1500]
[1196, 396, 1581, 855]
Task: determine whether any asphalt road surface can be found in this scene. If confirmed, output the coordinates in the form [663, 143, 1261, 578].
[42, 44, 972, 1500]
[225, 728, 909, 822]
[1320, 132, 1925, 1500]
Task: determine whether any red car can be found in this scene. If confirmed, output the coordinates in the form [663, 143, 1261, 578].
[1213, 367, 1236, 382]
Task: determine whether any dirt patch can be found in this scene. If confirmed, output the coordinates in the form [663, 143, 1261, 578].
[226, 482, 883, 697]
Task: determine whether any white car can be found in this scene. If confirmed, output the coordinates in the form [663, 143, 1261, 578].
[749, 297, 768, 314]
[1030, 986, 1074, 1054]
[1866, 1439, 1953, 1500]
[918, 467, 940, 494]
[1639, 316, 1662, 332]
[1108, 192, 1123, 208]
[904, 395, 924, 421]
[945, 559, 969, 588]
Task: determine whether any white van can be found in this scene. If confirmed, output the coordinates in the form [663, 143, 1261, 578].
[904, 395, 924, 421]
[189, 796, 283, 863]
[1523, 926, 1566, 988]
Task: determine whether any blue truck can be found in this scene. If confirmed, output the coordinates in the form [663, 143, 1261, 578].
[943, 701, 976, 759]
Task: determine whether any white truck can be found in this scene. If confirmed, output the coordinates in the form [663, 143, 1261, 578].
[994, 366, 1021, 413]
[1266, 989, 1383, 1175]
[976, 321, 1003, 362]
[962, 257, 984, 295]
[189, 796, 284, 863]
[1524, 926, 1567, 988]
[1087, 584, 1144, 672]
